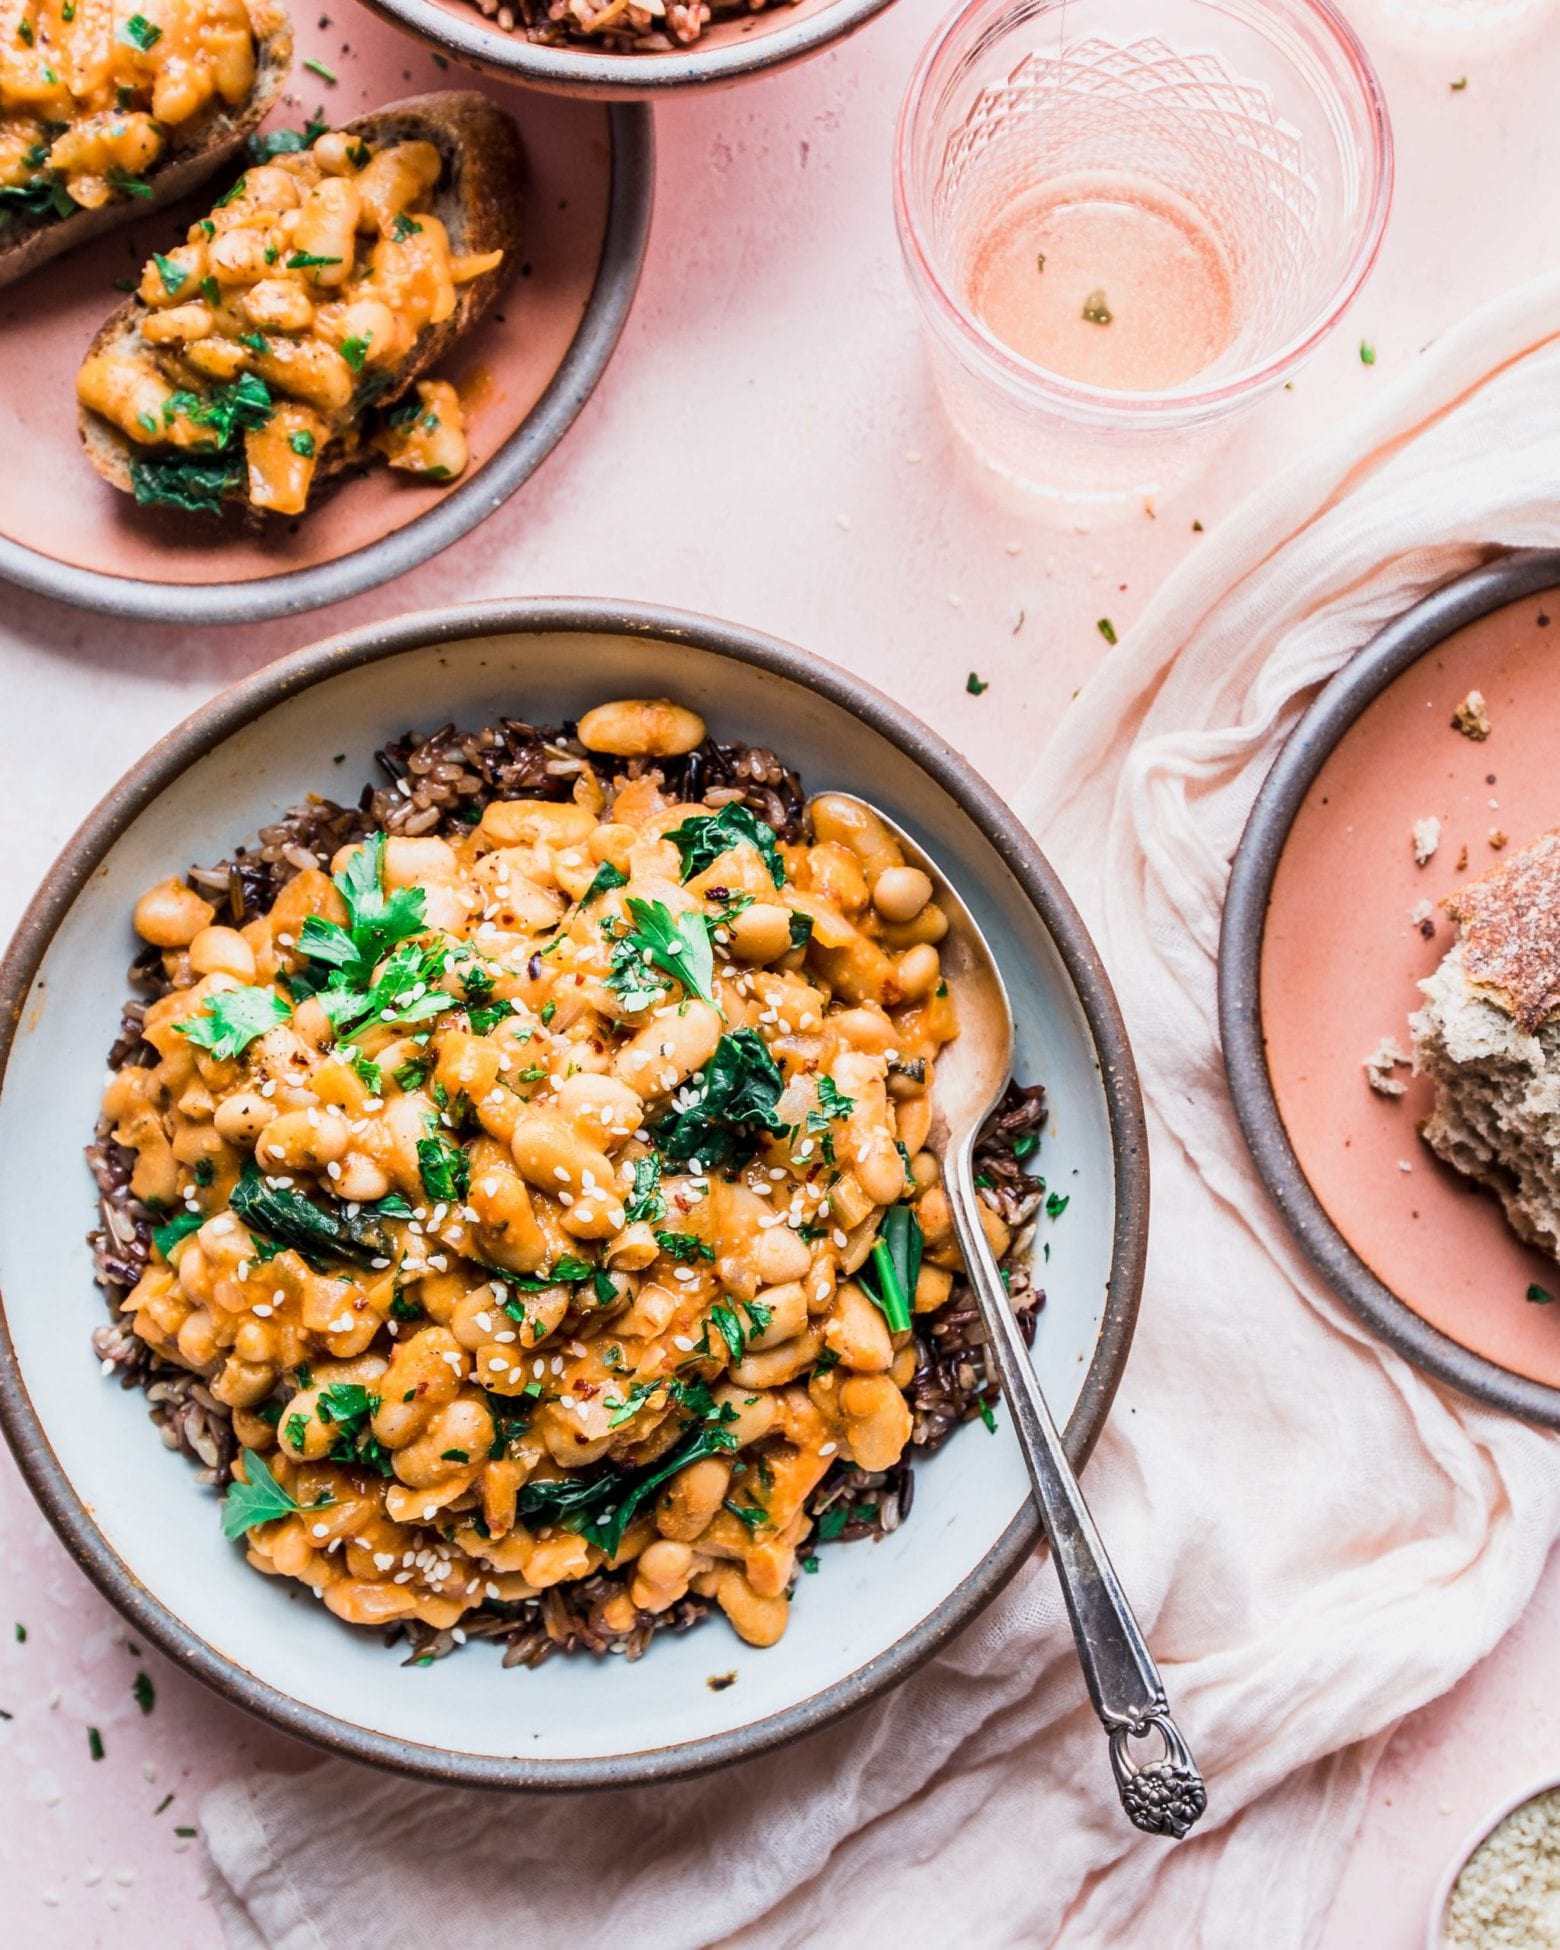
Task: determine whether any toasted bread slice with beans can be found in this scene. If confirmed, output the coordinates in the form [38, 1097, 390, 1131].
[76, 92, 525, 518]
[0, 0, 293, 290]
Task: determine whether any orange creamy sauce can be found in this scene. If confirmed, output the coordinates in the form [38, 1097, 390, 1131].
[106, 759, 974, 1648]
[76, 132, 503, 514]
[0, 0, 262, 212]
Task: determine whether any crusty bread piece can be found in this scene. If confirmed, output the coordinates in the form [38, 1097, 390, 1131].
[1410, 830, 1560, 1260]
[77, 92, 526, 514]
[0, 0, 293, 290]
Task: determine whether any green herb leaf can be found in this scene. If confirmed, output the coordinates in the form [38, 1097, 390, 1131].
[339, 333, 370, 372]
[1096, 617, 1118, 646]
[152, 1209, 205, 1260]
[152, 251, 187, 296]
[248, 117, 329, 162]
[708, 1302, 747, 1364]
[619, 897, 717, 1005]
[287, 250, 341, 272]
[651, 1030, 786, 1171]
[1360, 341, 1376, 366]
[624, 1153, 665, 1225]
[129, 453, 241, 514]
[788, 912, 814, 952]
[176, 986, 290, 1060]
[391, 212, 422, 241]
[665, 803, 785, 890]
[966, 671, 990, 696]
[1528, 1283, 1554, 1305]
[105, 166, 154, 199]
[516, 1417, 737, 1561]
[417, 1130, 470, 1205]
[655, 1228, 714, 1263]
[230, 1157, 401, 1267]
[581, 860, 628, 906]
[132, 1670, 155, 1715]
[121, 12, 163, 48]
[860, 1204, 921, 1336]
[221, 1448, 331, 1539]
[303, 55, 337, 81]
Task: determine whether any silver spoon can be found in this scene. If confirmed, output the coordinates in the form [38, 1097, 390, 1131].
[826, 794, 1207, 1841]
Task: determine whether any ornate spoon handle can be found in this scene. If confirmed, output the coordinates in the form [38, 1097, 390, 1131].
[943, 1150, 1208, 1840]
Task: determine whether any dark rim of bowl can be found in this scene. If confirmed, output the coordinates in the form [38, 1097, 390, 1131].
[0, 598, 1149, 1789]
[352, 0, 900, 98]
[0, 111, 652, 628]
[1220, 547, 1560, 1429]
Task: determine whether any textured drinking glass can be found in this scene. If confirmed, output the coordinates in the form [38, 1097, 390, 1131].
[894, 0, 1393, 505]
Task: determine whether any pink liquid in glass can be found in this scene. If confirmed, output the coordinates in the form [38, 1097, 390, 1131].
[967, 173, 1236, 391]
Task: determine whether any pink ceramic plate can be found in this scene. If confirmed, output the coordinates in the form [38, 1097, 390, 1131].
[0, 19, 651, 625]
[1221, 551, 1560, 1425]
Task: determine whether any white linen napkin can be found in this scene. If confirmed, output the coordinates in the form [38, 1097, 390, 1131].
[201, 272, 1560, 1950]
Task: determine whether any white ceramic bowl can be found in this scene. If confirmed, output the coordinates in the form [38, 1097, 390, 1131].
[0, 600, 1147, 1787]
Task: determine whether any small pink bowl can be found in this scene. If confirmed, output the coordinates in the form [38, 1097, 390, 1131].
[1424, 1770, 1560, 1948]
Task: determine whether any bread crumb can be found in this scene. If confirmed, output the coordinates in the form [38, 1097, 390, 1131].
[1490, 829, 1509, 850]
[1364, 1038, 1411, 1096]
[1457, 843, 1470, 871]
[1451, 689, 1492, 740]
[1411, 899, 1437, 939]
[1413, 816, 1442, 866]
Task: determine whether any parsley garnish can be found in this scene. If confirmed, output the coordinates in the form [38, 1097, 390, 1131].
[966, 671, 989, 696]
[665, 803, 785, 889]
[221, 1448, 332, 1539]
[287, 250, 342, 272]
[788, 912, 814, 952]
[1528, 1283, 1554, 1304]
[417, 1129, 470, 1204]
[122, 12, 162, 47]
[624, 1153, 665, 1225]
[105, 166, 154, 199]
[610, 897, 717, 1007]
[152, 251, 187, 296]
[248, 116, 330, 162]
[316, 1383, 391, 1473]
[287, 427, 317, 458]
[132, 1670, 155, 1715]
[176, 986, 290, 1060]
[303, 55, 337, 81]
[391, 212, 422, 241]
[655, 1229, 714, 1263]
[340, 333, 370, 371]
[1096, 617, 1118, 646]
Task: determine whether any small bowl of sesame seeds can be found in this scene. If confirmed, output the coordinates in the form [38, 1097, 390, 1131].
[1430, 1773, 1560, 1950]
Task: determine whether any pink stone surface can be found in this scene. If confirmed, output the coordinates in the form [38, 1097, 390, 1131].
[4, 0, 1560, 1942]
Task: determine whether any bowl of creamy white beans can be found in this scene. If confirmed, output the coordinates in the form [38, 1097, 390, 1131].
[0, 598, 1147, 1786]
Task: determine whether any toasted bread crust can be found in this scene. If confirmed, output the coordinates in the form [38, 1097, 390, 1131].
[77, 92, 526, 514]
[1443, 827, 1560, 1034]
[0, 0, 294, 291]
